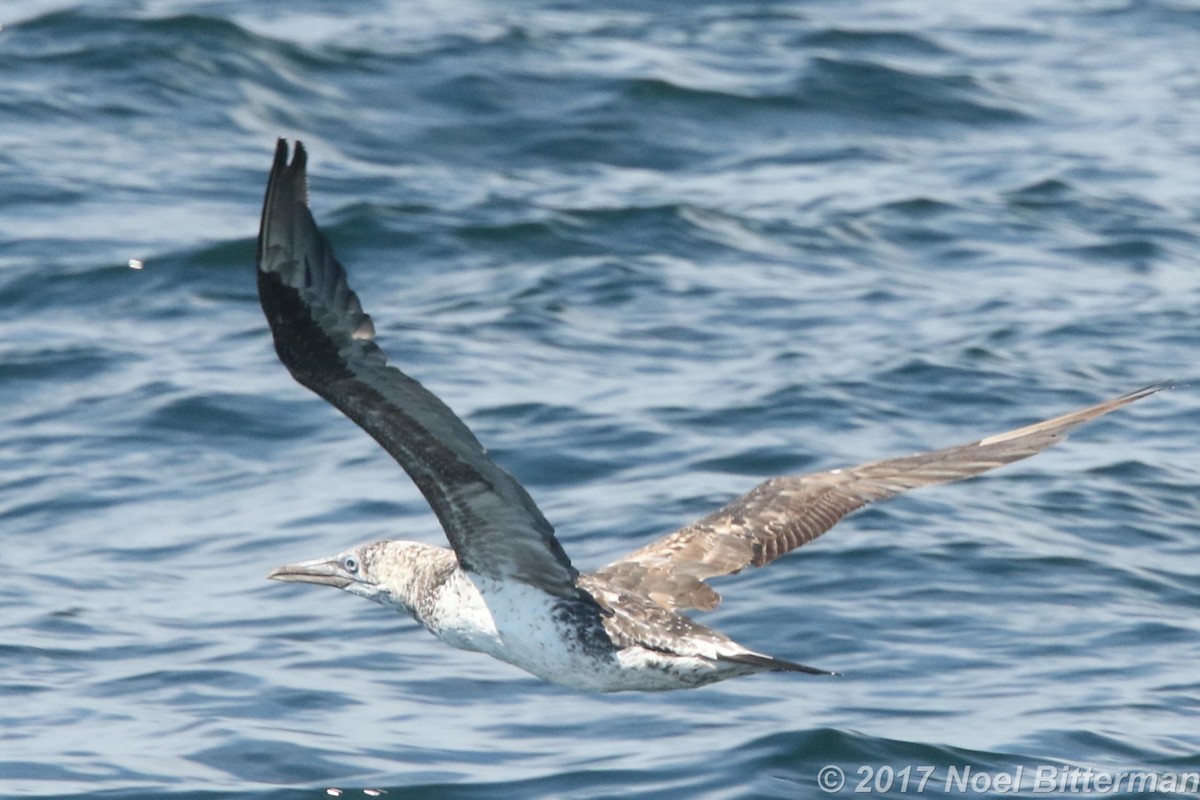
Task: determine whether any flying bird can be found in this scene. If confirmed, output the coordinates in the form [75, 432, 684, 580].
[258, 139, 1160, 692]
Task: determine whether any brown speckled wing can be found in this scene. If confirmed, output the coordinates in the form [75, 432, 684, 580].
[591, 385, 1162, 611]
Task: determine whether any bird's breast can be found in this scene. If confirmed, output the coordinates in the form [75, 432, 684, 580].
[427, 571, 721, 691]
[421, 569, 504, 656]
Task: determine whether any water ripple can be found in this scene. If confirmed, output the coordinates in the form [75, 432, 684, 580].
[2, 1, 1197, 799]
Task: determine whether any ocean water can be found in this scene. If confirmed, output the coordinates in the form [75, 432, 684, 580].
[2, 1, 1198, 798]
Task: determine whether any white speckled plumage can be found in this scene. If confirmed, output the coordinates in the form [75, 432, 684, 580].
[270, 539, 773, 691]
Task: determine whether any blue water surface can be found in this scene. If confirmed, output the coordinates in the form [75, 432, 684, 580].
[1, 1, 1198, 798]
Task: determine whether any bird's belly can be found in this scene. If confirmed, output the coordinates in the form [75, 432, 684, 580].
[422, 573, 505, 656]
[451, 575, 739, 692]
[467, 577, 615, 682]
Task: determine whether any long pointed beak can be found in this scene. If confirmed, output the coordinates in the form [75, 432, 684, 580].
[267, 557, 352, 589]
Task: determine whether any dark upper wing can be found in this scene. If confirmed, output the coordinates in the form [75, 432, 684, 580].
[256, 139, 579, 598]
[591, 385, 1163, 611]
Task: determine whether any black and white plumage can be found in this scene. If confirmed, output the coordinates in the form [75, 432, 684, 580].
[259, 139, 1161, 692]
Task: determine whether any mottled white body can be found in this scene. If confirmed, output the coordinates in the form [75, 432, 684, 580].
[467, 583, 759, 691]
[412, 565, 744, 690]
[310, 541, 759, 692]
[446, 573, 625, 690]
[407, 568, 504, 656]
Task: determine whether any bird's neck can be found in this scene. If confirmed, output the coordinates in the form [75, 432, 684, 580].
[384, 551, 506, 657]
[371, 541, 459, 622]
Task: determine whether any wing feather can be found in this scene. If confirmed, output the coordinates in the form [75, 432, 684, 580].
[256, 139, 579, 598]
[592, 384, 1163, 610]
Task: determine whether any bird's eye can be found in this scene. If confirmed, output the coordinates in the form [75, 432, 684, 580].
[342, 556, 359, 574]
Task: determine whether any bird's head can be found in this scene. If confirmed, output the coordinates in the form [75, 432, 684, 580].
[267, 539, 454, 612]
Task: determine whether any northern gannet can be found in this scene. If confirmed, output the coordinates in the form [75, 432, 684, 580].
[258, 139, 1160, 692]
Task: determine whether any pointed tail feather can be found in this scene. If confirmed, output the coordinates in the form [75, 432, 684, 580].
[721, 651, 837, 676]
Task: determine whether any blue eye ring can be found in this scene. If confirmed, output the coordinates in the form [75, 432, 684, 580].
[343, 556, 360, 574]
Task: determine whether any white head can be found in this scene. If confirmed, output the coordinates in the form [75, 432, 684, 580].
[267, 539, 456, 614]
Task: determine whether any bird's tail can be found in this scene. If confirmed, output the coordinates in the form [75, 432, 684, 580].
[720, 651, 837, 676]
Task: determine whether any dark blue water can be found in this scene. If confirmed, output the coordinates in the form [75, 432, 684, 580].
[2, 1, 1198, 798]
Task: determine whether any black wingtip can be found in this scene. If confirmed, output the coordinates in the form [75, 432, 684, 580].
[1103, 381, 1178, 412]
[259, 139, 311, 267]
[270, 138, 307, 179]
[1125, 381, 1171, 400]
[272, 137, 288, 169]
[292, 139, 307, 172]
